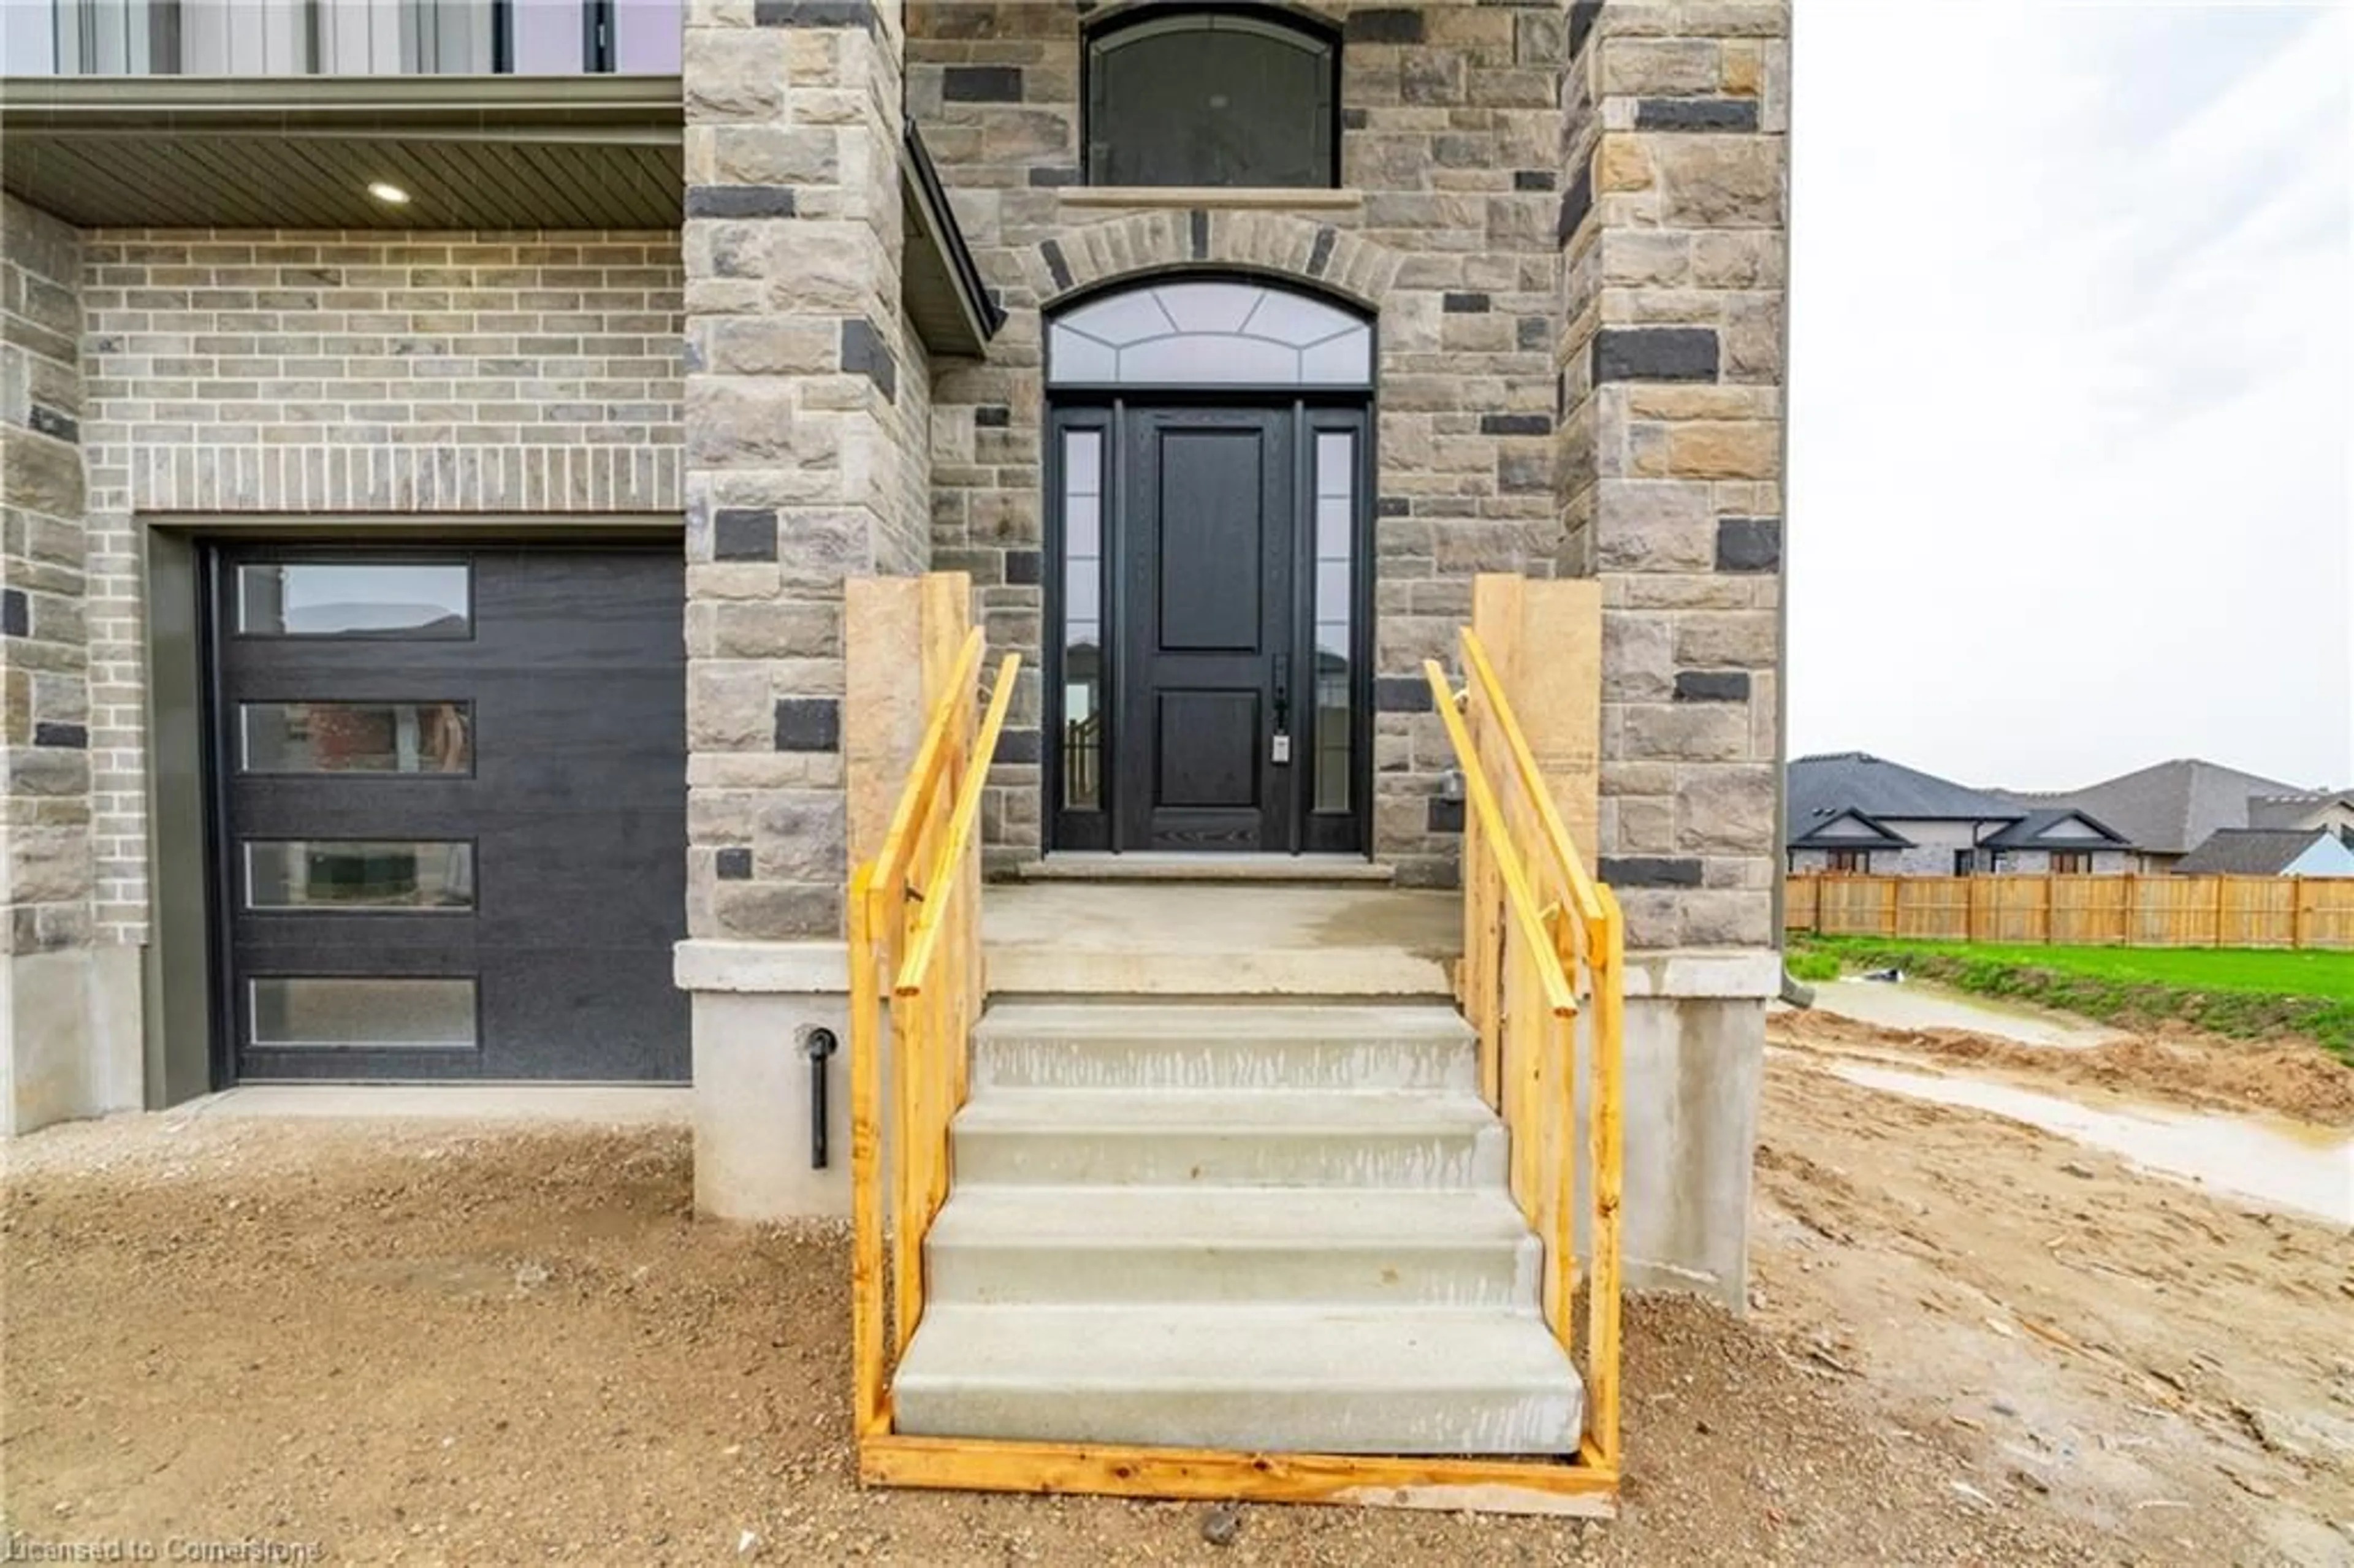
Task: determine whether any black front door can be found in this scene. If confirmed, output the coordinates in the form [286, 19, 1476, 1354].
[1049, 401, 1369, 855]
[210, 545, 688, 1083]
[1119, 405, 1295, 851]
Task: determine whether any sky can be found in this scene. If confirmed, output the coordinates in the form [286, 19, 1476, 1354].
[1786, 0, 2354, 791]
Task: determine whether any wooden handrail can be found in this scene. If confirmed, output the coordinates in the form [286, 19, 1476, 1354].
[850, 622, 1019, 1434]
[897, 654, 1021, 994]
[1420, 642, 1625, 1477]
[1423, 659, 1578, 1019]
[870, 625, 985, 897]
[1458, 628, 1604, 928]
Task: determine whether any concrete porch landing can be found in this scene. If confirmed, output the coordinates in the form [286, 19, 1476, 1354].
[983, 883, 1459, 997]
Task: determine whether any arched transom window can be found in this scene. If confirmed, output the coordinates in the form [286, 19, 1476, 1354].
[1085, 7, 1339, 189]
[1046, 280, 1372, 389]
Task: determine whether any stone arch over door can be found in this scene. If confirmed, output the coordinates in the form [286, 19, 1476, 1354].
[1025, 210, 1400, 314]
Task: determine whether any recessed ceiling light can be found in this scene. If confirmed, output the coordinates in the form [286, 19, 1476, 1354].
[367, 181, 409, 205]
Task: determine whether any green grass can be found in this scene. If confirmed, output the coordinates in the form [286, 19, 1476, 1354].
[1791, 935, 2354, 1060]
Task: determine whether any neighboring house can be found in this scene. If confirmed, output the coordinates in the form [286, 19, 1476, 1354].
[2249, 791, 2354, 837]
[1788, 753, 2135, 876]
[1997, 759, 2333, 874]
[2174, 828, 2354, 879]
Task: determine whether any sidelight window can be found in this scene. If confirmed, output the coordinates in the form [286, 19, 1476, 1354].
[1311, 429, 1355, 813]
[1084, 7, 1339, 189]
[1061, 427, 1107, 812]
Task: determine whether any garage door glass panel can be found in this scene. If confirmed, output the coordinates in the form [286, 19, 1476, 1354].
[248, 977, 477, 1049]
[243, 840, 476, 912]
[235, 562, 471, 638]
[239, 701, 471, 775]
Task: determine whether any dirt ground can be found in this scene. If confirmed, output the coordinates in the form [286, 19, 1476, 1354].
[5, 1018, 2351, 1565]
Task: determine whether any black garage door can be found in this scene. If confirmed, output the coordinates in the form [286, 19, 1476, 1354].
[210, 545, 687, 1083]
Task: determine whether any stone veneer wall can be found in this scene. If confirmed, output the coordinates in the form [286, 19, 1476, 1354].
[682, 0, 918, 944]
[908, 0, 1569, 885]
[72, 229, 685, 948]
[2, 196, 92, 962]
[1559, 1, 1788, 949]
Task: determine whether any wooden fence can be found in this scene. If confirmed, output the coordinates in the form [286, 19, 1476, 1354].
[1786, 874, 2354, 951]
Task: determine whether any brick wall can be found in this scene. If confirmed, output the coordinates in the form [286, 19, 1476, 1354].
[908, 0, 1567, 884]
[75, 228, 685, 945]
[1, 195, 91, 957]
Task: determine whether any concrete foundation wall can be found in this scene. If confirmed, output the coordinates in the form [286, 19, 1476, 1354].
[1615, 991, 1762, 1303]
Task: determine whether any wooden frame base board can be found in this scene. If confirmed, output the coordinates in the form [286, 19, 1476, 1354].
[859, 1434, 1619, 1518]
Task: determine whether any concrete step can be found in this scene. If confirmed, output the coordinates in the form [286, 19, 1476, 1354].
[983, 885, 1457, 998]
[971, 1002, 1478, 1092]
[949, 1087, 1506, 1188]
[926, 1186, 1539, 1307]
[892, 1303, 1585, 1455]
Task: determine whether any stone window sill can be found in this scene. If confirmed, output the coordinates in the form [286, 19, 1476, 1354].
[1059, 186, 1365, 212]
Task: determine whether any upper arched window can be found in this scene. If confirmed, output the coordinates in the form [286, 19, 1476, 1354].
[1085, 7, 1340, 189]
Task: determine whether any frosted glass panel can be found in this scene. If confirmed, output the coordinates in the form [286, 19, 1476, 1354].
[250, 977, 476, 1049]
[1048, 281, 1371, 388]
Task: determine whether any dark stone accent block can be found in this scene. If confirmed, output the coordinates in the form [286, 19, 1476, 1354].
[715, 847, 753, 881]
[774, 698, 841, 753]
[2, 589, 25, 637]
[1375, 674, 1433, 713]
[975, 405, 1011, 428]
[995, 728, 1043, 766]
[1557, 166, 1592, 245]
[1442, 291, 1490, 314]
[712, 509, 779, 561]
[1427, 797, 1465, 834]
[1593, 325, 1719, 383]
[1567, 0, 1603, 56]
[32, 721, 86, 748]
[1041, 238, 1073, 292]
[1004, 549, 1042, 585]
[945, 66, 1023, 101]
[687, 186, 797, 219]
[26, 405, 77, 443]
[1599, 856, 1704, 888]
[1480, 413, 1553, 436]
[1376, 496, 1411, 518]
[1189, 208, 1209, 260]
[1499, 452, 1552, 493]
[753, 0, 876, 30]
[1636, 97, 1762, 133]
[1306, 226, 1336, 278]
[1517, 316, 1550, 352]
[1027, 166, 1083, 188]
[1346, 8, 1423, 42]
[840, 317, 897, 402]
[1514, 169, 1556, 192]
[1675, 671, 1751, 702]
[1341, 107, 1369, 131]
[1716, 516, 1782, 573]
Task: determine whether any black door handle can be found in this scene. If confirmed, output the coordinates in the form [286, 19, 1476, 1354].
[1272, 653, 1290, 732]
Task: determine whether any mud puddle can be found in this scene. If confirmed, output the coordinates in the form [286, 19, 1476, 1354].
[1828, 1060, 2354, 1224]
[1801, 977, 2128, 1049]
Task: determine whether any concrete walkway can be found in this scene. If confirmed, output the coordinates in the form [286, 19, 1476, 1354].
[186, 1084, 690, 1124]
